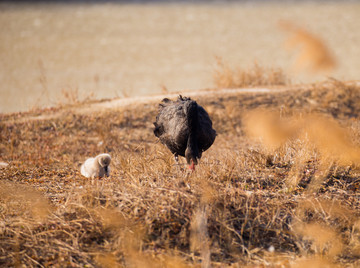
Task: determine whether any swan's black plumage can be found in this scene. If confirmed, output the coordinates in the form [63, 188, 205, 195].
[154, 95, 216, 169]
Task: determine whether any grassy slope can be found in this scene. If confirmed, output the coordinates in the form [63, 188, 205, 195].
[1, 80, 360, 267]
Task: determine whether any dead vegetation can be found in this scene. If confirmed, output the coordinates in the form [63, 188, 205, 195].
[279, 21, 337, 74]
[1, 79, 360, 267]
[213, 57, 289, 89]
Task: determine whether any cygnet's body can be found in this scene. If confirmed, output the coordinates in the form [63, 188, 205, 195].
[80, 153, 111, 178]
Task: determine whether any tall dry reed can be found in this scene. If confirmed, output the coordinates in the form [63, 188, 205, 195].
[279, 20, 337, 74]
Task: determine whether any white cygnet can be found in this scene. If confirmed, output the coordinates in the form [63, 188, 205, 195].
[80, 153, 111, 178]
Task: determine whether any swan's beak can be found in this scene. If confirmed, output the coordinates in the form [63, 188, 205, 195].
[188, 161, 195, 171]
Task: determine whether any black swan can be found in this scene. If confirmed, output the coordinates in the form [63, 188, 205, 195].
[154, 95, 216, 170]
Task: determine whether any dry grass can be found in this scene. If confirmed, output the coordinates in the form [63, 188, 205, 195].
[213, 57, 289, 89]
[1, 79, 360, 267]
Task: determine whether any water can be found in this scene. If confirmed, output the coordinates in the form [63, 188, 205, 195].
[1, 1, 359, 113]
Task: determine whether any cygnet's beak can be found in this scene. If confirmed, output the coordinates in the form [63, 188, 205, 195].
[104, 166, 109, 176]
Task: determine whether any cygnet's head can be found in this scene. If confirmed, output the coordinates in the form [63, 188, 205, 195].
[96, 153, 111, 167]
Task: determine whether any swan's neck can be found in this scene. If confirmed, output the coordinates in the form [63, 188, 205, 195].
[186, 101, 198, 131]
[185, 101, 199, 165]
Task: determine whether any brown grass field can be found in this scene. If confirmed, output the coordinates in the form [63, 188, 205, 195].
[1, 73, 360, 267]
